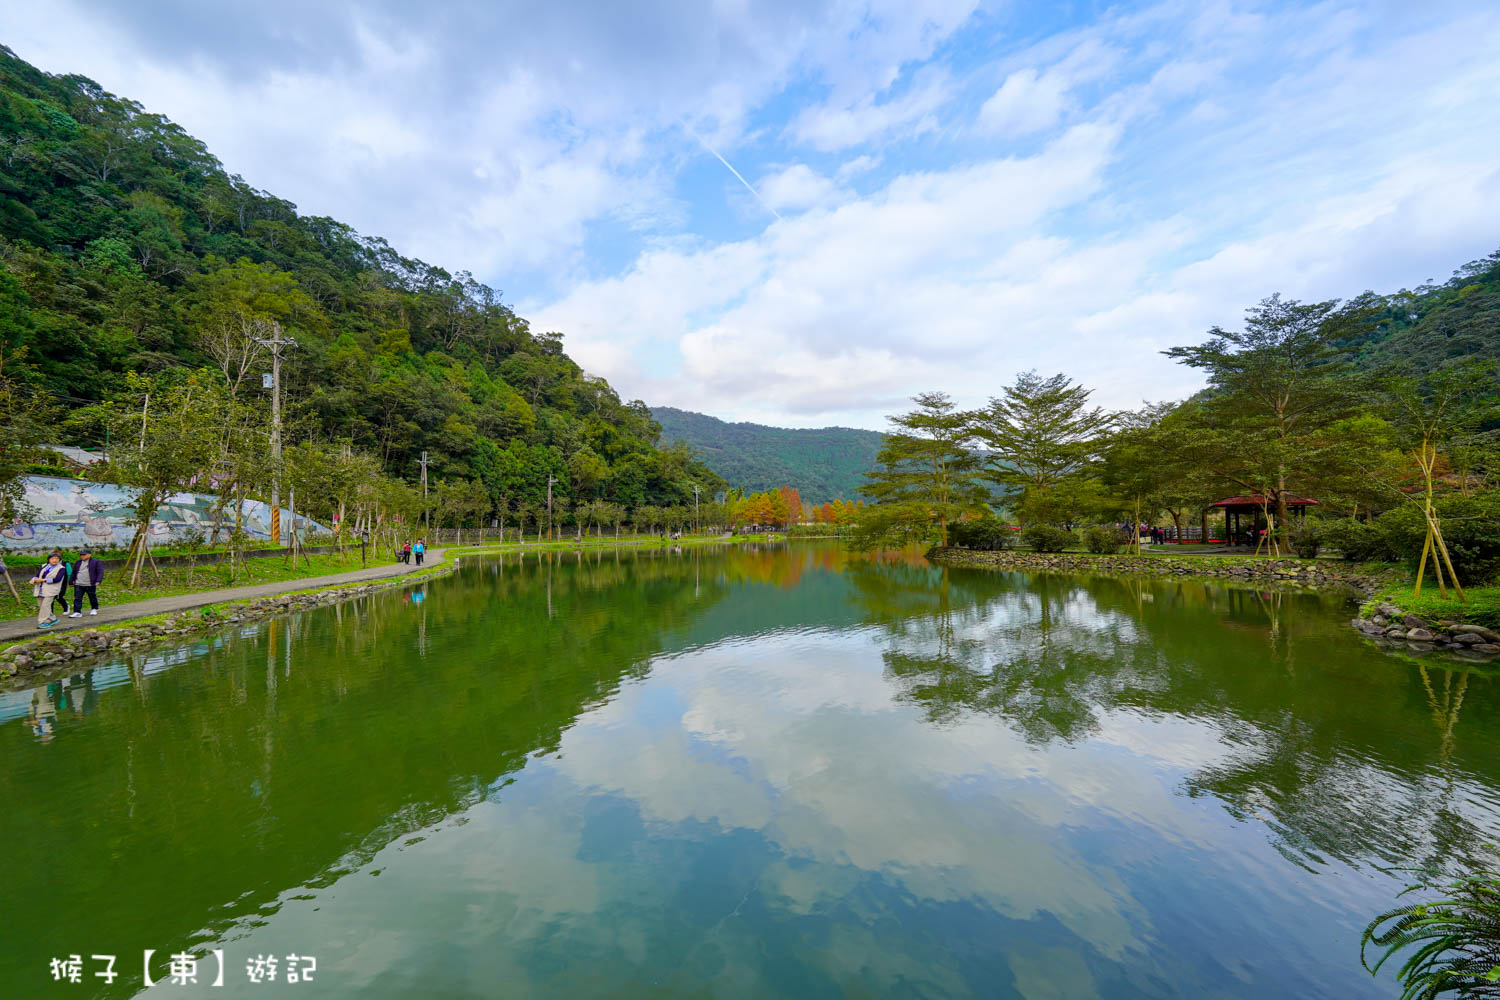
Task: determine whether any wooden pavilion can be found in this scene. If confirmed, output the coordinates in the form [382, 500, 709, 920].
[1210, 494, 1318, 546]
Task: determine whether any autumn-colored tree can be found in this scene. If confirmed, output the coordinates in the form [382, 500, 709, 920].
[777, 486, 802, 523]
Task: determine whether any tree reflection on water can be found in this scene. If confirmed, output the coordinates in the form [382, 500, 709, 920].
[846, 559, 1500, 874]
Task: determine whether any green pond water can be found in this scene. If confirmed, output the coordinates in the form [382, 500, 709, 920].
[3, 543, 1498, 999]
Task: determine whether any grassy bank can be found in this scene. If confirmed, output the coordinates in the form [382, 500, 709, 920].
[1363, 582, 1500, 631]
[0, 532, 782, 669]
[0, 551, 399, 622]
[0, 533, 768, 628]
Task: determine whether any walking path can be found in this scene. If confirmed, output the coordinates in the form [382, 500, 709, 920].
[0, 550, 445, 643]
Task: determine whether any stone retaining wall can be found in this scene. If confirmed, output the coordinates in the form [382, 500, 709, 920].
[926, 547, 1391, 593]
[1349, 600, 1500, 659]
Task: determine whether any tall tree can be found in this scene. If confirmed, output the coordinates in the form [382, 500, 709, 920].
[1100, 402, 1181, 553]
[856, 392, 987, 548]
[1164, 294, 1373, 545]
[971, 371, 1113, 524]
[0, 348, 50, 522]
[98, 371, 221, 584]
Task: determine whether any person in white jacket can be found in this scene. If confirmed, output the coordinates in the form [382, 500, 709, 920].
[29, 553, 67, 629]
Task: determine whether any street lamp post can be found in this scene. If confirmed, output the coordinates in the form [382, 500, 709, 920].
[255, 325, 296, 545]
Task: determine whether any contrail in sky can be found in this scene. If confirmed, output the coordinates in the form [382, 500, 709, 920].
[681, 120, 783, 222]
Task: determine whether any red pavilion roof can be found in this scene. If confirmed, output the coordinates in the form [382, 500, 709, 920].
[1210, 495, 1319, 508]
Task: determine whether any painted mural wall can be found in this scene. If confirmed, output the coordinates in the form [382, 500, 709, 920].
[1, 476, 325, 553]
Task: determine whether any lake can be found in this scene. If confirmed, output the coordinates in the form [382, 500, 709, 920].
[3, 542, 1496, 998]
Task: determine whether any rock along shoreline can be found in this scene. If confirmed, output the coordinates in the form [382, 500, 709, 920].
[925, 547, 1498, 661]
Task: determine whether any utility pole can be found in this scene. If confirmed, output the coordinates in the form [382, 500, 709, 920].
[255, 325, 296, 544]
[419, 451, 430, 531]
[546, 475, 557, 541]
[692, 484, 701, 535]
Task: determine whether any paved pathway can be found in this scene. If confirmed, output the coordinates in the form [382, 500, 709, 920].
[0, 550, 445, 642]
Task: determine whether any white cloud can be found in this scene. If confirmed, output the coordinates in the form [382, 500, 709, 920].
[789, 68, 952, 151]
[978, 67, 1070, 137]
[757, 164, 841, 213]
[531, 123, 1124, 420]
[533, 2, 1500, 425]
[834, 154, 882, 182]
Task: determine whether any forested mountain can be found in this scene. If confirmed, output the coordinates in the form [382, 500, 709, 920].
[0, 46, 721, 515]
[1345, 251, 1500, 386]
[651, 406, 884, 503]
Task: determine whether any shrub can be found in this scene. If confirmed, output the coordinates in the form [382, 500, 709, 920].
[1290, 520, 1322, 559]
[1321, 517, 1397, 563]
[1021, 523, 1075, 553]
[948, 516, 1013, 551]
[1376, 490, 1500, 585]
[1082, 525, 1121, 554]
[1363, 864, 1500, 1000]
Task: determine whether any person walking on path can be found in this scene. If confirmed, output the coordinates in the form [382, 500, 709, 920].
[51, 554, 71, 617]
[413, 539, 425, 566]
[29, 553, 67, 629]
[402, 541, 412, 564]
[67, 549, 104, 618]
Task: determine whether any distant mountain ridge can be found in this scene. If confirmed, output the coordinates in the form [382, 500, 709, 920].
[651, 407, 885, 503]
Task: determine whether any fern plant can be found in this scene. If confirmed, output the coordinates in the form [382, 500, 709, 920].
[1363, 866, 1500, 999]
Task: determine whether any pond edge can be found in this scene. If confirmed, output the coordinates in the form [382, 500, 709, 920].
[925, 547, 1500, 662]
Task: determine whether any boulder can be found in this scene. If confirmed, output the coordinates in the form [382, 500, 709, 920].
[1377, 602, 1402, 617]
[1453, 632, 1482, 645]
[1473, 644, 1500, 655]
[1406, 628, 1436, 641]
[1403, 613, 1430, 630]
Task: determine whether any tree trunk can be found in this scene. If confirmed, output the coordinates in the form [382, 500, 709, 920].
[1275, 475, 1289, 549]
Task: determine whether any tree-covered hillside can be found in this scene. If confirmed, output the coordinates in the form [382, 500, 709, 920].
[651, 406, 884, 503]
[0, 45, 721, 519]
[1346, 251, 1500, 383]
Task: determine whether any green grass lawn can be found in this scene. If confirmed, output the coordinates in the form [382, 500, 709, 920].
[1368, 583, 1500, 631]
[0, 551, 398, 621]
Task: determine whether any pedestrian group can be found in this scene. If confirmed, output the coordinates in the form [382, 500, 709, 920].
[26, 549, 106, 630]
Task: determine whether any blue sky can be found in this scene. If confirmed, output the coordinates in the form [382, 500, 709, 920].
[4, 0, 1499, 428]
